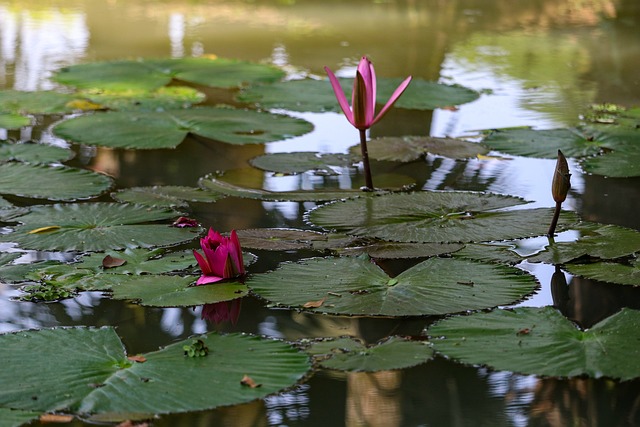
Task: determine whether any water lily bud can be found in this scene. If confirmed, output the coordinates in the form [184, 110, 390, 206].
[551, 150, 571, 203]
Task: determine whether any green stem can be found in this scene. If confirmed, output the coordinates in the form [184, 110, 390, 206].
[547, 201, 562, 236]
[359, 129, 374, 190]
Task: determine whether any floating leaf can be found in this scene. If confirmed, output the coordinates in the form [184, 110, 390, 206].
[580, 146, 640, 178]
[0, 163, 112, 201]
[198, 173, 365, 202]
[249, 152, 356, 175]
[0, 90, 86, 115]
[0, 203, 201, 252]
[0, 141, 74, 164]
[340, 240, 464, 259]
[428, 307, 640, 380]
[236, 228, 328, 251]
[102, 255, 126, 269]
[236, 78, 479, 112]
[0, 408, 41, 427]
[247, 256, 537, 316]
[452, 243, 524, 265]
[0, 114, 30, 130]
[112, 186, 223, 208]
[564, 259, 640, 286]
[308, 191, 578, 243]
[350, 136, 489, 162]
[79, 86, 206, 111]
[0, 327, 310, 417]
[529, 222, 640, 264]
[481, 128, 607, 158]
[53, 58, 285, 91]
[109, 276, 248, 307]
[307, 336, 433, 372]
[53, 107, 313, 149]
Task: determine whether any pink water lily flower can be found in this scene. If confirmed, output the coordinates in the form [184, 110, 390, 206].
[324, 56, 412, 131]
[193, 228, 245, 285]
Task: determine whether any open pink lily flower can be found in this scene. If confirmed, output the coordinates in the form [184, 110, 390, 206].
[324, 56, 412, 130]
[193, 228, 245, 285]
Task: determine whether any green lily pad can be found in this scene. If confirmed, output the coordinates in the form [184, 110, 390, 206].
[0, 163, 111, 200]
[198, 173, 366, 202]
[0, 408, 40, 427]
[581, 145, 640, 178]
[339, 241, 464, 259]
[529, 222, 640, 264]
[378, 78, 480, 110]
[249, 152, 356, 175]
[564, 258, 640, 286]
[0, 114, 30, 130]
[69, 248, 196, 275]
[307, 336, 433, 372]
[0, 327, 310, 416]
[110, 275, 248, 307]
[428, 307, 640, 380]
[237, 78, 479, 113]
[0, 90, 89, 115]
[0, 141, 74, 164]
[308, 191, 578, 243]
[53, 57, 285, 91]
[481, 128, 607, 159]
[452, 243, 525, 265]
[53, 107, 313, 149]
[0, 253, 63, 284]
[112, 186, 223, 208]
[236, 228, 328, 251]
[0, 203, 201, 252]
[350, 136, 489, 162]
[80, 86, 206, 111]
[247, 256, 537, 316]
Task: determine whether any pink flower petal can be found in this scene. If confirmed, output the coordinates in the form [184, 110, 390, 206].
[324, 66, 355, 127]
[372, 75, 412, 126]
[192, 250, 212, 275]
[196, 274, 224, 286]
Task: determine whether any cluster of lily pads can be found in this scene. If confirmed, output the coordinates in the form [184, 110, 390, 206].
[0, 56, 639, 424]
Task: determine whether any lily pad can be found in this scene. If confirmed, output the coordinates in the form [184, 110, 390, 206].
[307, 336, 433, 372]
[452, 243, 525, 265]
[80, 86, 206, 111]
[249, 152, 356, 175]
[580, 145, 640, 178]
[0, 203, 201, 252]
[428, 307, 640, 380]
[481, 128, 606, 159]
[0, 163, 111, 200]
[247, 256, 538, 316]
[339, 241, 464, 259]
[0, 114, 30, 130]
[0, 90, 88, 115]
[53, 57, 285, 91]
[67, 248, 196, 275]
[350, 136, 489, 162]
[0, 327, 310, 416]
[564, 258, 640, 286]
[112, 186, 223, 208]
[53, 107, 313, 149]
[109, 275, 248, 307]
[198, 173, 365, 202]
[0, 141, 74, 164]
[236, 228, 328, 251]
[529, 222, 640, 265]
[0, 408, 40, 427]
[378, 78, 480, 110]
[308, 191, 578, 243]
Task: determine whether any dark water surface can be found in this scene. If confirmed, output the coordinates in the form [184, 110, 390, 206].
[1, 0, 640, 425]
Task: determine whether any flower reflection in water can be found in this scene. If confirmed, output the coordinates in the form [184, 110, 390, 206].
[200, 299, 242, 325]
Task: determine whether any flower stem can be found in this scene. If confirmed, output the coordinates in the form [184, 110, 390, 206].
[359, 129, 374, 190]
[547, 201, 562, 236]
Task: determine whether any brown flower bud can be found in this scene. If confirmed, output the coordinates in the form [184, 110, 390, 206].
[551, 150, 571, 203]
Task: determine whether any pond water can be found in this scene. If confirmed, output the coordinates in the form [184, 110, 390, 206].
[1, 0, 640, 426]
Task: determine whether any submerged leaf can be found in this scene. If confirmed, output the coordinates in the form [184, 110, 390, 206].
[350, 136, 489, 162]
[250, 152, 356, 175]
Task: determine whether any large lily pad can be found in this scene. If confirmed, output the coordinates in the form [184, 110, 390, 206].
[110, 275, 248, 307]
[0, 327, 310, 417]
[481, 128, 607, 159]
[237, 78, 478, 112]
[53, 107, 313, 149]
[249, 152, 356, 175]
[428, 307, 640, 380]
[350, 136, 489, 162]
[0, 408, 40, 427]
[0, 114, 30, 130]
[80, 86, 206, 111]
[112, 186, 223, 208]
[308, 191, 578, 243]
[0, 141, 74, 164]
[564, 259, 640, 286]
[236, 228, 328, 251]
[53, 57, 285, 91]
[198, 173, 365, 202]
[339, 241, 464, 259]
[0, 203, 201, 252]
[307, 336, 433, 372]
[0, 90, 87, 115]
[247, 256, 537, 316]
[580, 145, 640, 178]
[0, 163, 111, 200]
